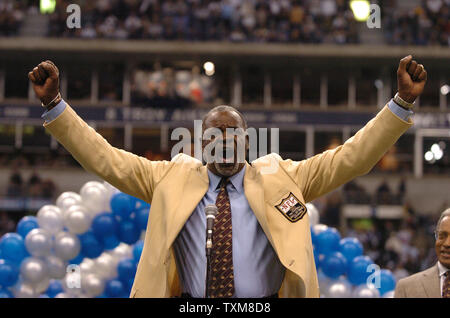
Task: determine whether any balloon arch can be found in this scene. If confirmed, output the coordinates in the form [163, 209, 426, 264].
[0, 181, 396, 298]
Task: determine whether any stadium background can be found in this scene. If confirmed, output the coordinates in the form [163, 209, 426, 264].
[0, 0, 449, 298]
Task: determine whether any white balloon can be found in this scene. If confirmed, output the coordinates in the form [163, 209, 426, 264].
[13, 282, 38, 298]
[112, 243, 132, 261]
[56, 192, 82, 212]
[46, 255, 67, 279]
[306, 203, 320, 226]
[81, 273, 105, 297]
[103, 181, 120, 209]
[37, 205, 64, 235]
[20, 257, 49, 285]
[94, 253, 117, 280]
[25, 228, 53, 257]
[79, 258, 96, 275]
[313, 224, 328, 235]
[352, 283, 381, 298]
[326, 281, 352, 298]
[54, 232, 81, 261]
[80, 181, 108, 215]
[64, 205, 92, 234]
[382, 290, 395, 298]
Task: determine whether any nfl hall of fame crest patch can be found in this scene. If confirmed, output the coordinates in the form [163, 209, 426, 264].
[275, 192, 307, 223]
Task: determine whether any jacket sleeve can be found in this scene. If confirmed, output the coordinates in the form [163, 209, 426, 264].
[43, 103, 173, 203]
[394, 279, 407, 298]
[279, 105, 412, 203]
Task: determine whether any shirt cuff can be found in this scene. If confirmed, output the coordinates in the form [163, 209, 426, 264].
[41, 99, 67, 124]
[387, 99, 414, 122]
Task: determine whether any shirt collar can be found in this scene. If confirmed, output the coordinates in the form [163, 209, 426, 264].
[437, 261, 449, 277]
[207, 165, 246, 193]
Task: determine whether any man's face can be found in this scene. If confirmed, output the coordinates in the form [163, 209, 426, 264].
[202, 110, 248, 177]
[435, 216, 450, 268]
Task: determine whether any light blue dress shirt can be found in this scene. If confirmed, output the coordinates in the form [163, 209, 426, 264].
[42, 98, 413, 297]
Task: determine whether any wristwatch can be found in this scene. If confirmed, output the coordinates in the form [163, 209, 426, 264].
[41, 92, 62, 110]
[393, 92, 415, 109]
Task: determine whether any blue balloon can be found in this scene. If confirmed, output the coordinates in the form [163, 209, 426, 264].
[102, 234, 120, 250]
[92, 213, 118, 238]
[0, 233, 28, 264]
[321, 251, 348, 279]
[118, 221, 140, 245]
[111, 193, 135, 220]
[16, 216, 39, 238]
[315, 228, 341, 256]
[104, 279, 125, 298]
[134, 198, 150, 211]
[79, 231, 104, 259]
[46, 280, 63, 298]
[134, 208, 149, 231]
[39, 294, 50, 298]
[378, 269, 396, 296]
[69, 252, 84, 265]
[0, 259, 19, 287]
[339, 237, 363, 264]
[132, 240, 144, 264]
[0, 288, 13, 298]
[348, 256, 374, 286]
[117, 258, 137, 283]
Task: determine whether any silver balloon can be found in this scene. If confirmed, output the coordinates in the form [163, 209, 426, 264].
[46, 255, 67, 279]
[25, 228, 53, 257]
[56, 192, 82, 212]
[33, 276, 50, 294]
[326, 281, 352, 298]
[20, 257, 49, 285]
[112, 243, 132, 262]
[80, 258, 96, 275]
[54, 232, 81, 261]
[37, 205, 64, 235]
[382, 290, 395, 298]
[12, 282, 38, 298]
[352, 283, 381, 298]
[54, 292, 72, 298]
[64, 205, 92, 234]
[94, 253, 117, 280]
[80, 181, 108, 215]
[103, 181, 120, 210]
[81, 273, 105, 297]
[306, 203, 320, 226]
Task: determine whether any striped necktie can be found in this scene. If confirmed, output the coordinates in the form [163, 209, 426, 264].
[208, 178, 235, 298]
[443, 271, 450, 298]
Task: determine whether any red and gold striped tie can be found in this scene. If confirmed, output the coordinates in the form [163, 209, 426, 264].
[208, 178, 235, 298]
[443, 271, 450, 298]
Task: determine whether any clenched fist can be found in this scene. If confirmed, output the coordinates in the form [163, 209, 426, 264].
[397, 55, 427, 104]
[28, 60, 60, 107]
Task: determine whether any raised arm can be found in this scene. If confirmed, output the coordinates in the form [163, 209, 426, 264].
[28, 61, 173, 202]
[280, 55, 427, 203]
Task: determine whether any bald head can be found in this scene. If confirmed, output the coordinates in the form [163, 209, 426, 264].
[202, 105, 247, 131]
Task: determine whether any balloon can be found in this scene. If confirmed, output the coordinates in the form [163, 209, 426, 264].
[110, 193, 135, 220]
[352, 283, 380, 298]
[64, 205, 92, 234]
[132, 240, 144, 264]
[56, 192, 82, 212]
[33, 276, 50, 294]
[348, 256, 374, 286]
[321, 252, 348, 279]
[326, 281, 352, 298]
[94, 253, 117, 280]
[20, 257, 48, 284]
[80, 181, 108, 214]
[118, 220, 140, 245]
[102, 234, 120, 250]
[12, 282, 37, 298]
[378, 269, 396, 296]
[312, 224, 328, 236]
[61, 268, 83, 297]
[315, 227, 341, 256]
[306, 203, 320, 226]
[117, 258, 137, 283]
[102, 181, 120, 206]
[0, 259, 19, 287]
[0, 233, 28, 264]
[78, 231, 104, 259]
[37, 205, 64, 235]
[339, 237, 363, 264]
[69, 253, 84, 265]
[46, 255, 67, 279]
[53, 232, 81, 261]
[25, 228, 53, 257]
[111, 243, 132, 261]
[92, 212, 118, 238]
[0, 288, 13, 298]
[317, 270, 332, 296]
[40, 294, 50, 298]
[134, 208, 149, 231]
[313, 247, 320, 269]
[134, 198, 150, 211]
[16, 216, 39, 238]
[81, 273, 105, 297]
[382, 290, 395, 298]
[104, 279, 125, 298]
[80, 259, 96, 275]
[54, 292, 71, 298]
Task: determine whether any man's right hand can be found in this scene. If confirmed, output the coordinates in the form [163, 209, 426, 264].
[28, 60, 60, 106]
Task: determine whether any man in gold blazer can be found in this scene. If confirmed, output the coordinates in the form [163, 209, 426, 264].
[28, 56, 427, 298]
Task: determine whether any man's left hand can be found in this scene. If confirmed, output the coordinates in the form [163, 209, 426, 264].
[397, 55, 427, 103]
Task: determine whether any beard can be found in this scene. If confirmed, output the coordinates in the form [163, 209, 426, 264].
[213, 161, 241, 177]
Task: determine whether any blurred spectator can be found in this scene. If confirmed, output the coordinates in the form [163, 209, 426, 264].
[7, 170, 23, 197]
[0, 0, 25, 36]
[0, 211, 15, 237]
[27, 171, 42, 198]
[342, 180, 371, 204]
